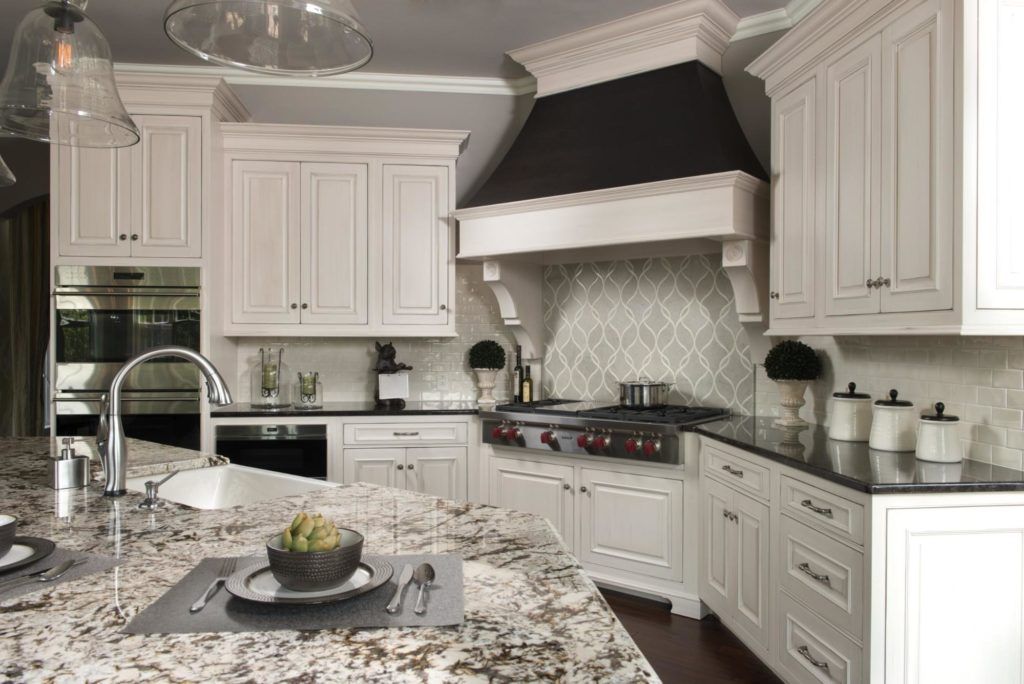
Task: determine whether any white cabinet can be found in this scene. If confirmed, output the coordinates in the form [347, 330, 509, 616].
[489, 456, 574, 547]
[55, 114, 203, 259]
[699, 475, 770, 653]
[382, 165, 450, 326]
[344, 448, 403, 489]
[222, 124, 465, 337]
[343, 446, 466, 500]
[770, 77, 817, 321]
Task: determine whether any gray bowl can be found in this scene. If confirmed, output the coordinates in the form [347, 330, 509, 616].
[0, 515, 17, 558]
[266, 528, 364, 592]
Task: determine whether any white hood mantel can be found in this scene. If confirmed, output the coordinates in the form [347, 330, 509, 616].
[452, 0, 771, 365]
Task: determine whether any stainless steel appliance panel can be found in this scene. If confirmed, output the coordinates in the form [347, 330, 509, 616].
[215, 424, 328, 480]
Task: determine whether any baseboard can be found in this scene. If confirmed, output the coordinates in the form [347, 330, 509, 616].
[586, 566, 702, 619]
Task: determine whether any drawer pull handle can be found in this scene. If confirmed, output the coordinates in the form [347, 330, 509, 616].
[797, 562, 831, 586]
[721, 465, 744, 478]
[393, 432, 420, 437]
[801, 499, 833, 518]
[722, 510, 738, 522]
[796, 645, 829, 671]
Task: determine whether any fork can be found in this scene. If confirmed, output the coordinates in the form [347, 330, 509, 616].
[189, 557, 237, 614]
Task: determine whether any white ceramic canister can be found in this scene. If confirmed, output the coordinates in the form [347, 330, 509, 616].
[869, 389, 917, 452]
[828, 382, 872, 442]
[915, 402, 963, 463]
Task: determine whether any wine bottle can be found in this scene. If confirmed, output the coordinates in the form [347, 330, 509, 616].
[521, 365, 533, 403]
[512, 345, 524, 402]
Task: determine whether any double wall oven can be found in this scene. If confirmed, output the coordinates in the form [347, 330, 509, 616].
[53, 266, 202, 450]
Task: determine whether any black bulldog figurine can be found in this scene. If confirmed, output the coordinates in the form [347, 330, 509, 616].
[374, 342, 412, 409]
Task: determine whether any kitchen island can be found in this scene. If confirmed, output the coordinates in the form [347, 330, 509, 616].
[0, 438, 656, 683]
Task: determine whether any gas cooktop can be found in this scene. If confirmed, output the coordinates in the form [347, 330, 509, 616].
[483, 399, 730, 464]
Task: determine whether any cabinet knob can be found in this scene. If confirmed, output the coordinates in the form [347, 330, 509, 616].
[563, 483, 571, 491]
[440, 304, 447, 311]
[301, 303, 308, 309]
[119, 234, 127, 241]
[131, 234, 139, 241]
[881, 277, 891, 288]
[407, 464, 414, 471]
[866, 278, 875, 289]
[397, 464, 404, 470]
[579, 486, 588, 494]
[769, 291, 779, 300]
[290, 303, 298, 310]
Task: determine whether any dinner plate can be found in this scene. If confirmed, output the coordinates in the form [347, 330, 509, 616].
[0, 537, 56, 574]
[225, 558, 393, 605]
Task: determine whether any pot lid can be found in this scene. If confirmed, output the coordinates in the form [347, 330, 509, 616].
[619, 377, 672, 387]
[920, 402, 959, 422]
[833, 382, 870, 399]
[875, 389, 913, 407]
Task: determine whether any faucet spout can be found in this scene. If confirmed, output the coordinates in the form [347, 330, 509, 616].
[101, 346, 232, 497]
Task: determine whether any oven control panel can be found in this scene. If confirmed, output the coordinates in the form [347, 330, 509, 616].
[482, 418, 679, 465]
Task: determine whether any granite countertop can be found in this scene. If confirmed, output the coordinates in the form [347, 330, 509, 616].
[0, 438, 656, 683]
[692, 416, 1024, 494]
[212, 400, 480, 418]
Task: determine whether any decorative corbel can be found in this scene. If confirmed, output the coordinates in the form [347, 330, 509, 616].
[721, 239, 771, 358]
[481, 260, 545, 361]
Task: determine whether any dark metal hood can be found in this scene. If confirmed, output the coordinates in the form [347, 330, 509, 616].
[465, 61, 766, 209]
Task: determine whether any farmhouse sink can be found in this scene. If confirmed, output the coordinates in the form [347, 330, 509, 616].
[126, 465, 337, 510]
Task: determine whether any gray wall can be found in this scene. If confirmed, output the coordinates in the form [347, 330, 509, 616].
[0, 138, 49, 215]
[721, 31, 786, 172]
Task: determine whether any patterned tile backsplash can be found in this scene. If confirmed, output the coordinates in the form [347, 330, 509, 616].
[234, 265, 516, 403]
[755, 336, 1024, 470]
[542, 256, 755, 414]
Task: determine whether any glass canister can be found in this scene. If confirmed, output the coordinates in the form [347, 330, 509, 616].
[293, 371, 323, 410]
[250, 347, 291, 409]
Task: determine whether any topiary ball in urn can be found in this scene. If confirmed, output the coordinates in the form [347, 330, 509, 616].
[468, 341, 507, 407]
[764, 340, 822, 427]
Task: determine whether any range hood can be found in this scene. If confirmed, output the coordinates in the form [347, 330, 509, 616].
[453, 0, 771, 360]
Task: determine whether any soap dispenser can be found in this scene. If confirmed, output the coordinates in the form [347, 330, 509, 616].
[50, 438, 90, 490]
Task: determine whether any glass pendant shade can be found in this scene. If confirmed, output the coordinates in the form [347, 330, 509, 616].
[0, 1, 139, 148]
[164, 0, 373, 76]
[0, 154, 15, 187]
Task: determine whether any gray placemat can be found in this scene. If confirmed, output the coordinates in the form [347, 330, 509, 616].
[124, 554, 463, 634]
[0, 547, 121, 601]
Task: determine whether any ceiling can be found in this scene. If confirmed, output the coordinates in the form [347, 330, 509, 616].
[0, 0, 789, 79]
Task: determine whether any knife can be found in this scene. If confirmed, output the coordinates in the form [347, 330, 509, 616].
[385, 564, 415, 614]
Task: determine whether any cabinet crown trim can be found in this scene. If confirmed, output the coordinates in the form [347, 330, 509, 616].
[114, 69, 250, 122]
[221, 123, 469, 159]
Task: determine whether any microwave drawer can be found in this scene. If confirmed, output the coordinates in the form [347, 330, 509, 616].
[343, 422, 468, 446]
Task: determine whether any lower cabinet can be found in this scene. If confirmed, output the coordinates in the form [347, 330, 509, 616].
[343, 446, 466, 500]
[489, 456, 574, 548]
[700, 476, 771, 652]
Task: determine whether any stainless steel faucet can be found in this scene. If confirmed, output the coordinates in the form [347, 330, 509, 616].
[97, 346, 232, 497]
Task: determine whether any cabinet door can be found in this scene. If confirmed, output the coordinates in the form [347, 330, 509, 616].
[824, 36, 882, 317]
[488, 455, 574, 548]
[406, 447, 466, 501]
[771, 78, 817, 320]
[381, 165, 450, 325]
[55, 145, 131, 257]
[130, 115, 202, 257]
[880, 0, 954, 313]
[974, 0, 1022, 309]
[731, 491, 770, 652]
[700, 477, 733, 618]
[231, 161, 301, 325]
[886, 506, 1024, 684]
[342, 448, 405, 489]
[300, 163, 369, 325]
[578, 468, 683, 581]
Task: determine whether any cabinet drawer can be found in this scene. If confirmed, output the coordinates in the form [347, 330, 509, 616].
[777, 591, 863, 684]
[781, 475, 865, 546]
[702, 441, 770, 500]
[343, 422, 467, 445]
[780, 515, 864, 641]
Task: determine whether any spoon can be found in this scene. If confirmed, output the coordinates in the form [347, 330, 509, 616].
[412, 562, 435, 616]
[0, 558, 81, 594]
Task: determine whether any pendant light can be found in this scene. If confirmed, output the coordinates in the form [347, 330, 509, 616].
[0, 1, 139, 148]
[0, 154, 15, 187]
[163, 0, 372, 76]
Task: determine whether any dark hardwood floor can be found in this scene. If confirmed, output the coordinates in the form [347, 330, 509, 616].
[602, 589, 782, 683]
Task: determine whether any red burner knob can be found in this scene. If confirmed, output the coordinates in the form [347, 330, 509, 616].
[642, 439, 661, 457]
[592, 435, 609, 450]
[491, 426, 505, 440]
[577, 434, 592, 448]
[506, 427, 522, 441]
[540, 430, 556, 445]
[624, 438, 639, 453]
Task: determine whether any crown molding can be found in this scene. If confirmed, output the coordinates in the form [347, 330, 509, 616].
[114, 62, 534, 97]
[731, 0, 825, 42]
[114, 69, 250, 122]
[508, 0, 739, 97]
[220, 122, 469, 159]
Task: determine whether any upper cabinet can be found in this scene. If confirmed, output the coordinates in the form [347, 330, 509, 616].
[751, 0, 1022, 334]
[52, 74, 248, 261]
[220, 124, 467, 337]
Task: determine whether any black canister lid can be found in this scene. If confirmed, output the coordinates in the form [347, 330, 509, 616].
[875, 389, 913, 407]
[833, 382, 870, 399]
[920, 402, 959, 422]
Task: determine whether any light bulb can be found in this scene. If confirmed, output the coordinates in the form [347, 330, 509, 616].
[55, 35, 73, 70]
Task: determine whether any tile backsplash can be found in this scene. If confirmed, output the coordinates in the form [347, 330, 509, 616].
[234, 265, 516, 403]
[542, 255, 755, 414]
[755, 336, 1024, 470]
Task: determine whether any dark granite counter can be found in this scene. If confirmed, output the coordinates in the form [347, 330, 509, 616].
[212, 400, 480, 418]
[691, 416, 1024, 494]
